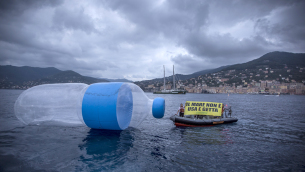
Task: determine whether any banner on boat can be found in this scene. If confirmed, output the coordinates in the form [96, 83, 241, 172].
[184, 101, 223, 116]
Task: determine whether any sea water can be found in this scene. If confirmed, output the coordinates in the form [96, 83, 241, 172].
[0, 89, 305, 171]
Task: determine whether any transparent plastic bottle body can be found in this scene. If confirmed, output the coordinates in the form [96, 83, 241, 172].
[14, 82, 164, 130]
[14, 83, 89, 125]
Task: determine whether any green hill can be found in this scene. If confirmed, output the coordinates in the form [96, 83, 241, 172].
[0, 65, 61, 84]
[223, 51, 305, 71]
[38, 70, 108, 85]
[135, 51, 305, 90]
[136, 65, 230, 85]
[0, 66, 108, 89]
[101, 78, 133, 82]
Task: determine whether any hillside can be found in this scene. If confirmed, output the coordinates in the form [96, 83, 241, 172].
[0, 65, 61, 84]
[136, 65, 230, 86]
[135, 51, 305, 91]
[223, 51, 305, 71]
[183, 51, 305, 87]
[101, 78, 133, 82]
[0, 66, 108, 89]
[36, 70, 108, 85]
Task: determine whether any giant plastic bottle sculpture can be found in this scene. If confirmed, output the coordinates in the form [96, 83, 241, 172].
[14, 82, 165, 130]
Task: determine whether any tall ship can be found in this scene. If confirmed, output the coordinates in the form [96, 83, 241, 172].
[153, 65, 186, 94]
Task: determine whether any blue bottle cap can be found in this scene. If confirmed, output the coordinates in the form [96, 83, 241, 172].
[152, 97, 165, 118]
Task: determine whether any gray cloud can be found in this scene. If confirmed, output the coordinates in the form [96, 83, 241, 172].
[52, 6, 97, 34]
[0, 0, 304, 81]
[0, 0, 62, 16]
[254, 2, 305, 46]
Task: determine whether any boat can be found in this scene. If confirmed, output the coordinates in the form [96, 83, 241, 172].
[153, 65, 186, 94]
[153, 90, 186, 94]
[263, 92, 280, 96]
[170, 101, 238, 127]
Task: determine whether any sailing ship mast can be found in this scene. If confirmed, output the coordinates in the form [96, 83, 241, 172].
[173, 65, 175, 90]
[153, 65, 186, 94]
[163, 65, 165, 91]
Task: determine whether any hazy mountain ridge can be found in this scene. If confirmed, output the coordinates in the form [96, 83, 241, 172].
[138, 52, 305, 84]
[135, 51, 305, 90]
[188, 52, 305, 86]
[0, 65, 61, 84]
[37, 70, 109, 85]
[0, 66, 108, 89]
[100, 78, 133, 82]
[223, 51, 305, 71]
[138, 65, 230, 84]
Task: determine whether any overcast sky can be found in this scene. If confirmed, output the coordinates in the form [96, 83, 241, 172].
[0, 0, 304, 81]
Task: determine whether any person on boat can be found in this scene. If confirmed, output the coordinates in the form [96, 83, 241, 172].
[228, 106, 232, 117]
[222, 104, 224, 117]
[177, 103, 185, 117]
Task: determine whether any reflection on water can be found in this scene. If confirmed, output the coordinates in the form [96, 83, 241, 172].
[76, 129, 136, 171]
[179, 126, 235, 146]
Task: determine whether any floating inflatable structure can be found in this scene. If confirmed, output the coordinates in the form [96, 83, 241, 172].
[15, 82, 165, 130]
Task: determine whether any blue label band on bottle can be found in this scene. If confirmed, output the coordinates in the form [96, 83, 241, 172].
[82, 82, 133, 130]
